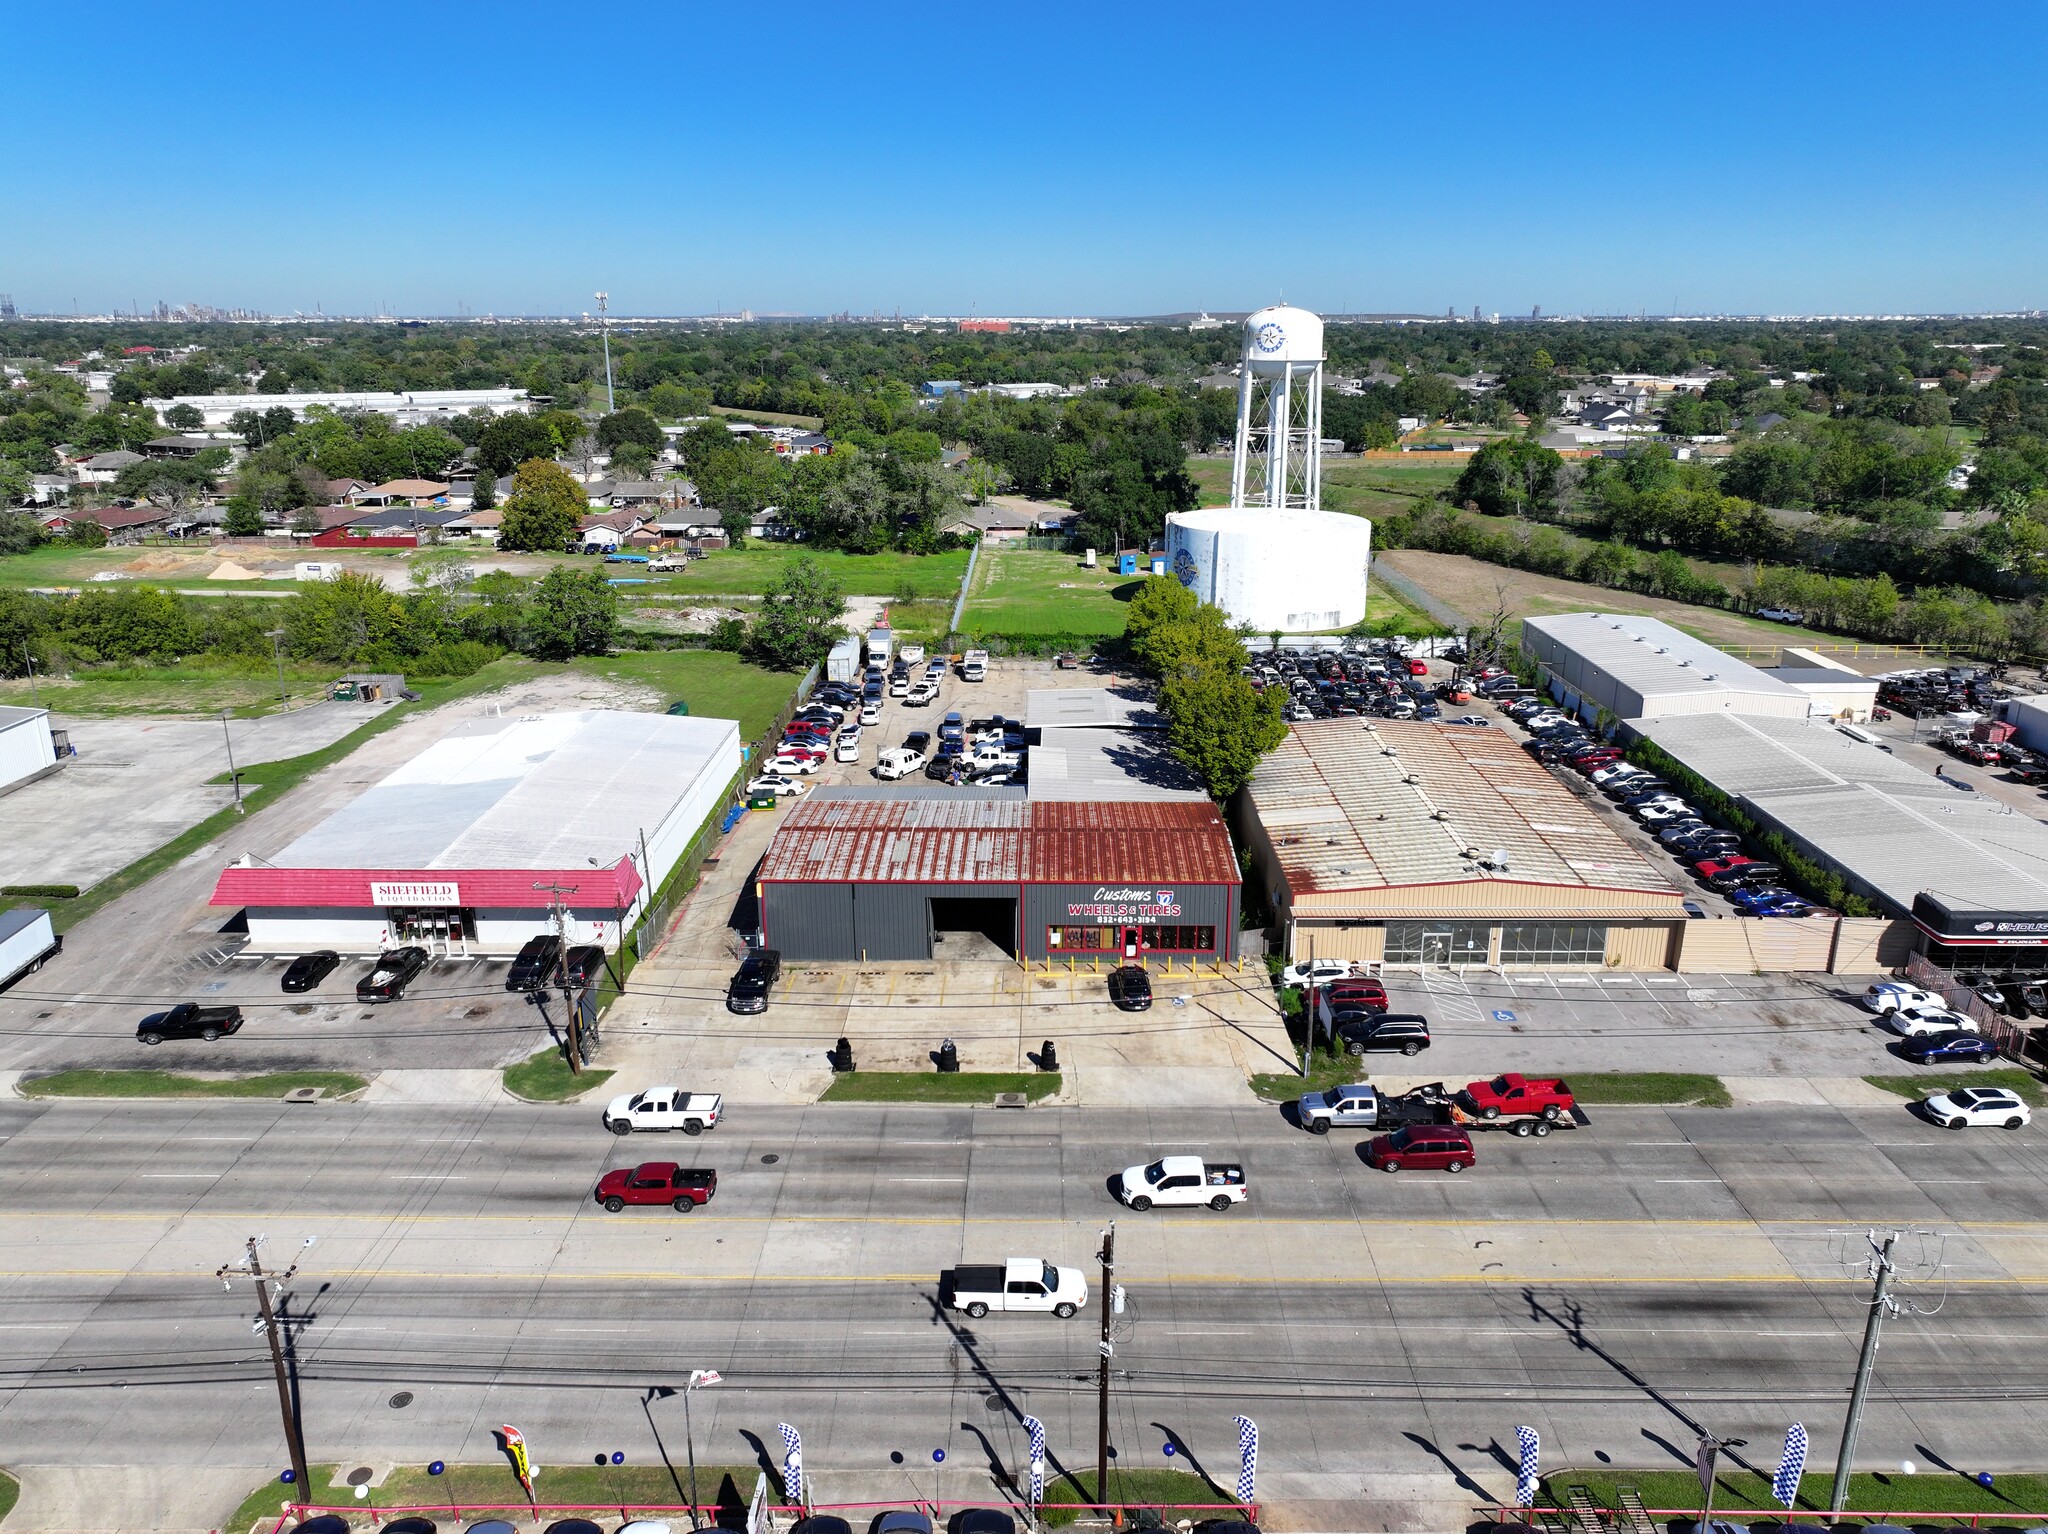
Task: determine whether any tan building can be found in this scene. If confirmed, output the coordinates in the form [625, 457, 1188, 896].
[1239, 718, 1686, 970]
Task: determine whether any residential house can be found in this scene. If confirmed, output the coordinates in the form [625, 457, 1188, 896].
[349, 479, 451, 507]
[1576, 401, 1639, 430]
[38, 505, 174, 543]
[142, 434, 226, 460]
[770, 431, 831, 458]
[607, 481, 681, 509]
[578, 510, 645, 550]
[940, 502, 1035, 544]
[75, 449, 145, 484]
[26, 472, 71, 505]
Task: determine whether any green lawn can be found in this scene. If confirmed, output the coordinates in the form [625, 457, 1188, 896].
[1191, 454, 1466, 514]
[819, 1070, 1060, 1103]
[0, 658, 343, 718]
[710, 402, 825, 429]
[1865, 1068, 2045, 1107]
[1250, 1057, 1349, 1101]
[1354, 581, 1451, 638]
[1567, 1071, 1732, 1107]
[1041, 1467, 1241, 1526]
[229, 1461, 768, 1531]
[570, 649, 801, 738]
[665, 547, 967, 598]
[501, 1046, 614, 1102]
[959, 548, 1138, 638]
[20, 1069, 367, 1099]
[1552, 1468, 2048, 1520]
[0, 1467, 18, 1525]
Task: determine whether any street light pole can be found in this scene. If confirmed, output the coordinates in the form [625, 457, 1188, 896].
[683, 1368, 722, 1530]
[220, 709, 244, 814]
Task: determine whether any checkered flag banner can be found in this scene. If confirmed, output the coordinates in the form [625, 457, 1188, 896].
[1514, 1425, 1541, 1507]
[1233, 1415, 1258, 1506]
[778, 1423, 804, 1507]
[1023, 1415, 1046, 1509]
[1773, 1423, 1808, 1509]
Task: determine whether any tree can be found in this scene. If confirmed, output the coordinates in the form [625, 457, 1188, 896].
[609, 442, 656, 480]
[164, 403, 204, 430]
[1122, 576, 1201, 671]
[476, 413, 562, 476]
[521, 566, 618, 660]
[747, 556, 846, 670]
[1455, 437, 1562, 516]
[222, 501, 265, 537]
[498, 459, 586, 552]
[0, 512, 45, 555]
[0, 589, 50, 675]
[1160, 666, 1287, 799]
[289, 505, 324, 537]
[596, 406, 664, 454]
[471, 470, 497, 511]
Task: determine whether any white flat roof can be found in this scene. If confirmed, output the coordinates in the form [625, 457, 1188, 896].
[1026, 688, 1162, 731]
[275, 709, 739, 871]
[1525, 612, 1803, 705]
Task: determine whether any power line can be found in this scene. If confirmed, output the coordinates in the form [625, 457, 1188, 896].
[215, 1235, 313, 1494]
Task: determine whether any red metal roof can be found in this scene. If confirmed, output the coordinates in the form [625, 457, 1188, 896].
[210, 858, 642, 910]
[758, 796, 1238, 887]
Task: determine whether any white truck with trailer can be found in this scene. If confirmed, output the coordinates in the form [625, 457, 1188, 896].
[0, 908, 60, 993]
[601, 1085, 724, 1136]
[867, 628, 895, 669]
[940, 1257, 1088, 1318]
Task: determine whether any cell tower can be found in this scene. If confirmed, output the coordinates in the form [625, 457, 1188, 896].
[1228, 304, 1324, 512]
[0, 294, 15, 321]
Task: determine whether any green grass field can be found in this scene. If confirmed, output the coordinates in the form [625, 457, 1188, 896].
[501, 1047, 614, 1102]
[959, 548, 1138, 637]
[1550, 1468, 2048, 1520]
[0, 658, 343, 717]
[667, 547, 967, 598]
[1567, 1071, 1732, 1107]
[570, 649, 802, 738]
[1864, 1068, 2045, 1107]
[20, 1070, 367, 1099]
[820, 1071, 1061, 1103]
[1191, 455, 1465, 515]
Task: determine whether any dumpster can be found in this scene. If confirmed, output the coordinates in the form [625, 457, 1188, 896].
[747, 793, 779, 811]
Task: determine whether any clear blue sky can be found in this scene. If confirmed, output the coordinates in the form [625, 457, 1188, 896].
[7, 2, 2046, 318]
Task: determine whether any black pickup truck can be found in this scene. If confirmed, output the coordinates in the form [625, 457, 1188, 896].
[137, 1003, 244, 1045]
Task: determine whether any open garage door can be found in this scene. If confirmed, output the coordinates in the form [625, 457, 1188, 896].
[928, 896, 1017, 960]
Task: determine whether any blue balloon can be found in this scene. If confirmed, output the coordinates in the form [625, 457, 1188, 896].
[933, 1449, 946, 1464]
[1162, 1444, 1176, 1457]
[428, 1462, 445, 1477]
[280, 1471, 297, 1485]
[613, 1453, 626, 1466]
[1979, 1473, 1996, 1488]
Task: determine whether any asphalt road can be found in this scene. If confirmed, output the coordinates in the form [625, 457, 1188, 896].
[5, 1100, 2048, 1497]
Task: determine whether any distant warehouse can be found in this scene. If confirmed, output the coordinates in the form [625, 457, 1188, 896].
[756, 788, 1241, 962]
[211, 710, 741, 956]
[1240, 719, 1685, 969]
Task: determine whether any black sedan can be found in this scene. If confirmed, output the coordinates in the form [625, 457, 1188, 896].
[356, 946, 430, 1003]
[281, 950, 340, 993]
[1107, 965, 1153, 1012]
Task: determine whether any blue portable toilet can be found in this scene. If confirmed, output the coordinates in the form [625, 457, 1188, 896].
[1116, 552, 1139, 576]
[1149, 557, 1167, 576]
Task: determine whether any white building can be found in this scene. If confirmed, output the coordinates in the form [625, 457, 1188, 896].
[1524, 613, 1832, 722]
[0, 707, 60, 795]
[167, 388, 531, 429]
[209, 710, 742, 955]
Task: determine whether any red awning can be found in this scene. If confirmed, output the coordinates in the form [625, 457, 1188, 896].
[210, 858, 643, 910]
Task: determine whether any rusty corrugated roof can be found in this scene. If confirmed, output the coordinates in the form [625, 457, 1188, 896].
[1248, 718, 1676, 900]
[758, 790, 1239, 886]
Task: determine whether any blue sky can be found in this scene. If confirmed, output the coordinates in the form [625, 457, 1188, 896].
[6, 2, 2045, 317]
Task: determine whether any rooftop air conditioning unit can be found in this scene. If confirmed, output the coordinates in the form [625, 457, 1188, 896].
[1402, 773, 1420, 784]
[1430, 809, 1451, 821]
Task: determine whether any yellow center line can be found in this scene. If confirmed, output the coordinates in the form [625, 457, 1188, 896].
[3, 1268, 2045, 1286]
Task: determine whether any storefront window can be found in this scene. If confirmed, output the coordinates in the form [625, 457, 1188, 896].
[1050, 924, 1216, 954]
[1499, 922, 1608, 966]
[1383, 921, 1492, 965]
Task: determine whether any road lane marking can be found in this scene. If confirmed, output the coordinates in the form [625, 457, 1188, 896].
[890, 1177, 965, 1183]
[393, 1174, 465, 1180]
[140, 1173, 220, 1179]
[1655, 1179, 1723, 1184]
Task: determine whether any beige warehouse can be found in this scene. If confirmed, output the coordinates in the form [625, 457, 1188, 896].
[1238, 718, 1686, 970]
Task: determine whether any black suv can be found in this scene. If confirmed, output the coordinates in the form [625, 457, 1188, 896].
[727, 948, 782, 1014]
[137, 1003, 244, 1045]
[562, 945, 608, 987]
[1107, 965, 1153, 1012]
[1334, 1013, 1431, 1056]
[506, 935, 563, 992]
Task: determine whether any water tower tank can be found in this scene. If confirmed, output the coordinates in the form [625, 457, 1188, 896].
[1164, 506, 1371, 633]
[1243, 305, 1324, 375]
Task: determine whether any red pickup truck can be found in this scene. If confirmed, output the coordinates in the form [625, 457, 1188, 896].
[595, 1162, 718, 1213]
[1456, 1074, 1574, 1122]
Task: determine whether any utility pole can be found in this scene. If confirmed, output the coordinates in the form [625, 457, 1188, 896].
[220, 709, 244, 813]
[595, 292, 615, 413]
[1299, 936, 1317, 1079]
[1095, 1221, 1116, 1511]
[1830, 1232, 1899, 1513]
[533, 880, 582, 1071]
[267, 628, 288, 710]
[21, 645, 40, 706]
[218, 1237, 312, 1496]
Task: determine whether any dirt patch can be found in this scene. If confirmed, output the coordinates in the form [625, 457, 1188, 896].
[1379, 549, 1815, 650]
[630, 604, 751, 634]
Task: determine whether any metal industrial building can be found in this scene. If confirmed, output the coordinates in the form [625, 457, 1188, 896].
[756, 788, 1241, 962]
[1240, 718, 1685, 969]
[1634, 712, 2048, 966]
[0, 706, 59, 795]
[1522, 612, 1876, 722]
[210, 710, 742, 955]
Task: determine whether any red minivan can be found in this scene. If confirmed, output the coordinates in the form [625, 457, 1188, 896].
[1365, 1127, 1476, 1173]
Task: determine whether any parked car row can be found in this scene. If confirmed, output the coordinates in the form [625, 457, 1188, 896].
[1859, 981, 2027, 1126]
[1249, 639, 1440, 723]
[1876, 665, 2009, 719]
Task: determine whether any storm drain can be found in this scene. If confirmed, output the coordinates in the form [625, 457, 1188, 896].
[389, 1391, 414, 1410]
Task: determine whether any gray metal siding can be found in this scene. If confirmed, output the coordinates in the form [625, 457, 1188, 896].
[762, 883, 858, 960]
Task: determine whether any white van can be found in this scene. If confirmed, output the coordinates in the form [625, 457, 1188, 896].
[875, 747, 928, 781]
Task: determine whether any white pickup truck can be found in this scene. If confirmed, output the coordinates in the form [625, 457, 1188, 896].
[602, 1085, 723, 1136]
[942, 1257, 1088, 1318]
[1115, 1155, 1248, 1212]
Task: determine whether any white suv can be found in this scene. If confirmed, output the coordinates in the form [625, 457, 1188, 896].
[1863, 981, 1940, 1014]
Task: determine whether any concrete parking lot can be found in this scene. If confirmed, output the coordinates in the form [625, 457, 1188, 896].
[0, 701, 390, 889]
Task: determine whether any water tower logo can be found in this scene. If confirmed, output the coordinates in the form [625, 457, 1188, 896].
[1172, 545, 1200, 589]
[1253, 321, 1286, 355]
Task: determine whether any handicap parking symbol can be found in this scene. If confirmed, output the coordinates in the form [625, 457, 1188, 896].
[1491, 1009, 1516, 1022]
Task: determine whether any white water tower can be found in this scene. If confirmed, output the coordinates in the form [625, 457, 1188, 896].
[1230, 304, 1325, 511]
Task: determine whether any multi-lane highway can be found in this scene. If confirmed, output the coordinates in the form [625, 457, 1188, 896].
[3, 1096, 2046, 1505]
